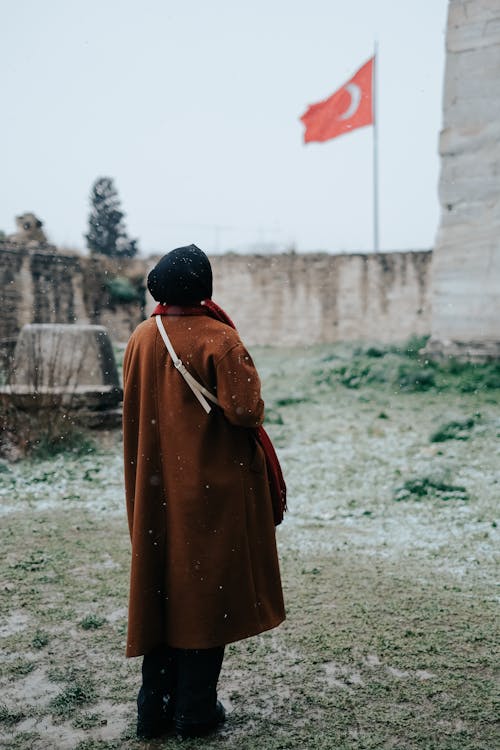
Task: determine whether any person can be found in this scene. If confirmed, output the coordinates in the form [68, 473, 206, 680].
[122, 244, 286, 740]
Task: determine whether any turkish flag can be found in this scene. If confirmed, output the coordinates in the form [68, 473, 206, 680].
[300, 57, 374, 143]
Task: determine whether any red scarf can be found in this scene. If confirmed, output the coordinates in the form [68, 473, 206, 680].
[152, 300, 287, 525]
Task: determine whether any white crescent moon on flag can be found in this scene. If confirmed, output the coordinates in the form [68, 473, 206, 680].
[338, 83, 362, 120]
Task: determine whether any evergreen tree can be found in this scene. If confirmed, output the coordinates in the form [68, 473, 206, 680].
[85, 177, 138, 257]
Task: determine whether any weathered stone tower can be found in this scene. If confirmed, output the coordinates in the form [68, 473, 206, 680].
[427, 0, 500, 360]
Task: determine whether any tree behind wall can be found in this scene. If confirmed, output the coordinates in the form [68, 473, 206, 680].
[85, 177, 138, 257]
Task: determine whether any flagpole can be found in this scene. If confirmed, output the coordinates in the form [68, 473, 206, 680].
[373, 41, 380, 252]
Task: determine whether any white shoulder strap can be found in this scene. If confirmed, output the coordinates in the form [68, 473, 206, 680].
[155, 315, 220, 414]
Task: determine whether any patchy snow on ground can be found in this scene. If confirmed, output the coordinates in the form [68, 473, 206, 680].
[0, 343, 499, 750]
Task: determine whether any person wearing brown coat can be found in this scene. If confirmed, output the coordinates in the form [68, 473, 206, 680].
[122, 244, 285, 740]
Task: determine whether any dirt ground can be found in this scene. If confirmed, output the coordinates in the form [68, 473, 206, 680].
[0, 343, 499, 749]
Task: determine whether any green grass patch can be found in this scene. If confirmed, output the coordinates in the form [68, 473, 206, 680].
[49, 677, 96, 719]
[274, 396, 310, 407]
[32, 629, 50, 649]
[9, 661, 35, 677]
[390, 333, 430, 359]
[0, 704, 25, 726]
[79, 614, 107, 630]
[72, 712, 107, 730]
[12, 551, 47, 571]
[430, 417, 476, 442]
[31, 429, 96, 460]
[264, 407, 284, 425]
[0, 403, 97, 461]
[397, 362, 436, 391]
[106, 276, 141, 304]
[394, 476, 469, 502]
[364, 345, 386, 358]
[312, 336, 500, 396]
[75, 740, 123, 750]
[440, 358, 500, 393]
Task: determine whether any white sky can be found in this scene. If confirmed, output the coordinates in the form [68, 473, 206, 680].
[1, 0, 449, 254]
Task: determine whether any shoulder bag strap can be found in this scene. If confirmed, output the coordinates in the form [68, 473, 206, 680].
[155, 315, 220, 414]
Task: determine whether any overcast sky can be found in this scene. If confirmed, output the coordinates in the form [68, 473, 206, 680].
[2, 0, 449, 255]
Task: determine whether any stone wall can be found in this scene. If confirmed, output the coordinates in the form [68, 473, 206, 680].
[428, 0, 500, 359]
[207, 251, 432, 346]
[1, 244, 432, 348]
[0, 245, 144, 346]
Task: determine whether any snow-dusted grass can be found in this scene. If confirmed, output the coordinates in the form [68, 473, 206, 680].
[0, 343, 498, 749]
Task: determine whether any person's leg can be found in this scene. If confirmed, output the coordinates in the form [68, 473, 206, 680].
[157, 645, 177, 719]
[137, 643, 177, 739]
[174, 645, 226, 738]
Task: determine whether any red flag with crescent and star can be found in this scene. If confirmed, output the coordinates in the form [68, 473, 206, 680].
[300, 57, 374, 143]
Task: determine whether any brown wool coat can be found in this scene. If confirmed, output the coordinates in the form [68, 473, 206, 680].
[123, 314, 285, 657]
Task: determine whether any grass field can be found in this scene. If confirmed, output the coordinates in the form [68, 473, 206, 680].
[0, 341, 499, 749]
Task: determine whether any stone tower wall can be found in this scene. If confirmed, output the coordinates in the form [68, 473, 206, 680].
[428, 0, 500, 359]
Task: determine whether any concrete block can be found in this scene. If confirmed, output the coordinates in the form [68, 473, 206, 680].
[1, 324, 122, 420]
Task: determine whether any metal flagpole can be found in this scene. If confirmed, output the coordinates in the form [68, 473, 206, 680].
[373, 41, 380, 252]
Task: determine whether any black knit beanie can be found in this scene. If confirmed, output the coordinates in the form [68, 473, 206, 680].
[147, 244, 213, 304]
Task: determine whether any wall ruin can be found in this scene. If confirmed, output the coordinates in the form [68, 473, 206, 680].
[0, 244, 145, 348]
[208, 251, 431, 346]
[0, 244, 432, 349]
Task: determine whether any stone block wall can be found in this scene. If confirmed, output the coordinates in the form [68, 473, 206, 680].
[207, 251, 432, 346]
[0, 245, 144, 345]
[0, 244, 432, 349]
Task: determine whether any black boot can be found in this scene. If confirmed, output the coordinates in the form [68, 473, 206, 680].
[176, 699, 226, 740]
[174, 646, 226, 740]
[137, 689, 174, 739]
[137, 644, 177, 740]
